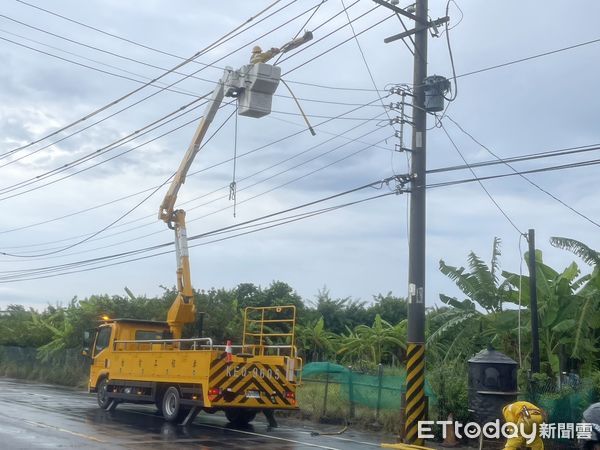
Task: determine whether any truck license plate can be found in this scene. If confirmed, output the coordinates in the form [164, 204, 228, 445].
[245, 390, 260, 399]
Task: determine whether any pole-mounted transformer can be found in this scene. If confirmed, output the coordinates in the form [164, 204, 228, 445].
[423, 75, 450, 112]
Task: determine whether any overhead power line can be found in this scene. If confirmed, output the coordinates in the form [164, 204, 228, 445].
[0, 95, 209, 169]
[444, 116, 600, 229]
[1, 1, 385, 171]
[426, 157, 600, 189]
[427, 142, 600, 174]
[455, 36, 600, 81]
[0, 176, 403, 281]
[0, 0, 287, 160]
[2, 123, 391, 255]
[12, 0, 293, 69]
[0, 26, 382, 109]
[0, 107, 238, 258]
[0, 27, 207, 98]
[0, 100, 390, 238]
[283, 10, 395, 76]
[11, 0, 382, 93]
[0, 96, 214, 198]
[440, 122, 523, 234]
[0, 92, 387, 204]
[340, 0, 396, 129]
[1, 1, 330, 92]
[0, 35, 203, 98]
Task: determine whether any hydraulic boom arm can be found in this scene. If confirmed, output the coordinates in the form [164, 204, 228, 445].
[157, 33, 311, 340]
[158, 70, 229, 339]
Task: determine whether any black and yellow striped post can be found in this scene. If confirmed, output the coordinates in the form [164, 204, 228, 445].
[404, 343, 425, 444]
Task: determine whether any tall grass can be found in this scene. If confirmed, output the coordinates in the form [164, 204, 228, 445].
[297, 379, 403, 433]
[0, 346, 88, 387]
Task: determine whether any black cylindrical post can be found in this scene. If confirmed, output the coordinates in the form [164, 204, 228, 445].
[527, 229, 541, 373]
[376, 363, 384, 421]
[323, 363, 330, 417]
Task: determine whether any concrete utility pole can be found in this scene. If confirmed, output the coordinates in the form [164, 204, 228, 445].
[376, 0, 450, 444]
[404, 0, 428, 444]
[527, 229, 541, 373]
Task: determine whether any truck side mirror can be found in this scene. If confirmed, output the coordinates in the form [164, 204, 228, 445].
[82, 330, 93, 358]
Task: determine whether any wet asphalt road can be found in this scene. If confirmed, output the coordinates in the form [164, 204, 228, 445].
[0, 378, 389, 449]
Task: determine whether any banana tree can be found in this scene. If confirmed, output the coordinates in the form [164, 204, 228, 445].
[439, 237, 512, 313]
[503, 248, 593, 375]
[337, 314, 406, 366]
[434, 238, 520, 360]
[549, 238, 600, 373]
[296, 316, 338, 362]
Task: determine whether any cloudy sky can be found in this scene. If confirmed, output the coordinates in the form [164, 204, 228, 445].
[0, 0, 599, 311]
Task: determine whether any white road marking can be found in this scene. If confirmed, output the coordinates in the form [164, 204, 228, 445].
[21, 418, 107, 443]
[121, 408, 342, 449]
[198, 422, 343, 450]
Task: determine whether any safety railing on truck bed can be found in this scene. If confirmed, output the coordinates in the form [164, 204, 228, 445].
[113, 337, 213, 351]
[112, 338, 299, 358]
[242, 305, 297, 358]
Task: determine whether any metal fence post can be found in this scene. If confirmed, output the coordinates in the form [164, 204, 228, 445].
[398, 391, 406, 442]
[322, 362, 330, 418]
[348, 365, 355, 419]
[376, 363, 383, 421]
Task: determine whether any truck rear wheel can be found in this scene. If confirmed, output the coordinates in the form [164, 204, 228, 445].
[162, 386, 190, 423]
[225, 408, 257, 426]
[162, 387, 181, 422]
[97, 378, 111, 409]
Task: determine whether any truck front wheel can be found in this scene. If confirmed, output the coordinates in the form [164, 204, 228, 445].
[97, 378, 111, 409]
[225, 408, 257, 426]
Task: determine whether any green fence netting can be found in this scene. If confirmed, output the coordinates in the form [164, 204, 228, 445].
[520, 378, 599, 425]
[301, 362, 436, 411]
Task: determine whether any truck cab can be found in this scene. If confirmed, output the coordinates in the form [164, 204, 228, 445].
[88, 319, 169, 394]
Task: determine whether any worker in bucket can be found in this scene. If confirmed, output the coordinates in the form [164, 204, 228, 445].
[502, 400, 545, 450]
[250, 45, 280, 64]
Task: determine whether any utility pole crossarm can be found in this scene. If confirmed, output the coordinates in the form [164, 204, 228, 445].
[383, 16, 449, 44]
[371, 0, 425, 24]
[158, 70, 230, 223]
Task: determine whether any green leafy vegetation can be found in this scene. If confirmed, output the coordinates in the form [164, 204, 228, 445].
[1, 236, 599, 431]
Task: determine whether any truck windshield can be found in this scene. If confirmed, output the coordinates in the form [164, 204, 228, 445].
[94, 327, 111, 355]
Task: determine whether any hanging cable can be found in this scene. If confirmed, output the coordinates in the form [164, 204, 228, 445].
[340, 0, 390, 116]
[440, 122, 524, 235]
[445, 115, 600, 229]
[230, 102, 239, 217]
[0, 0, 284, 160]
[0, 177, 403, 281]
[273, 0, 325, 65]
[0, 98, 388, 240]
[0, 107, 238, 258]
[279, 79, 316, 135]
[444, 0, 458, 101]
[517, 233, 525, 368]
